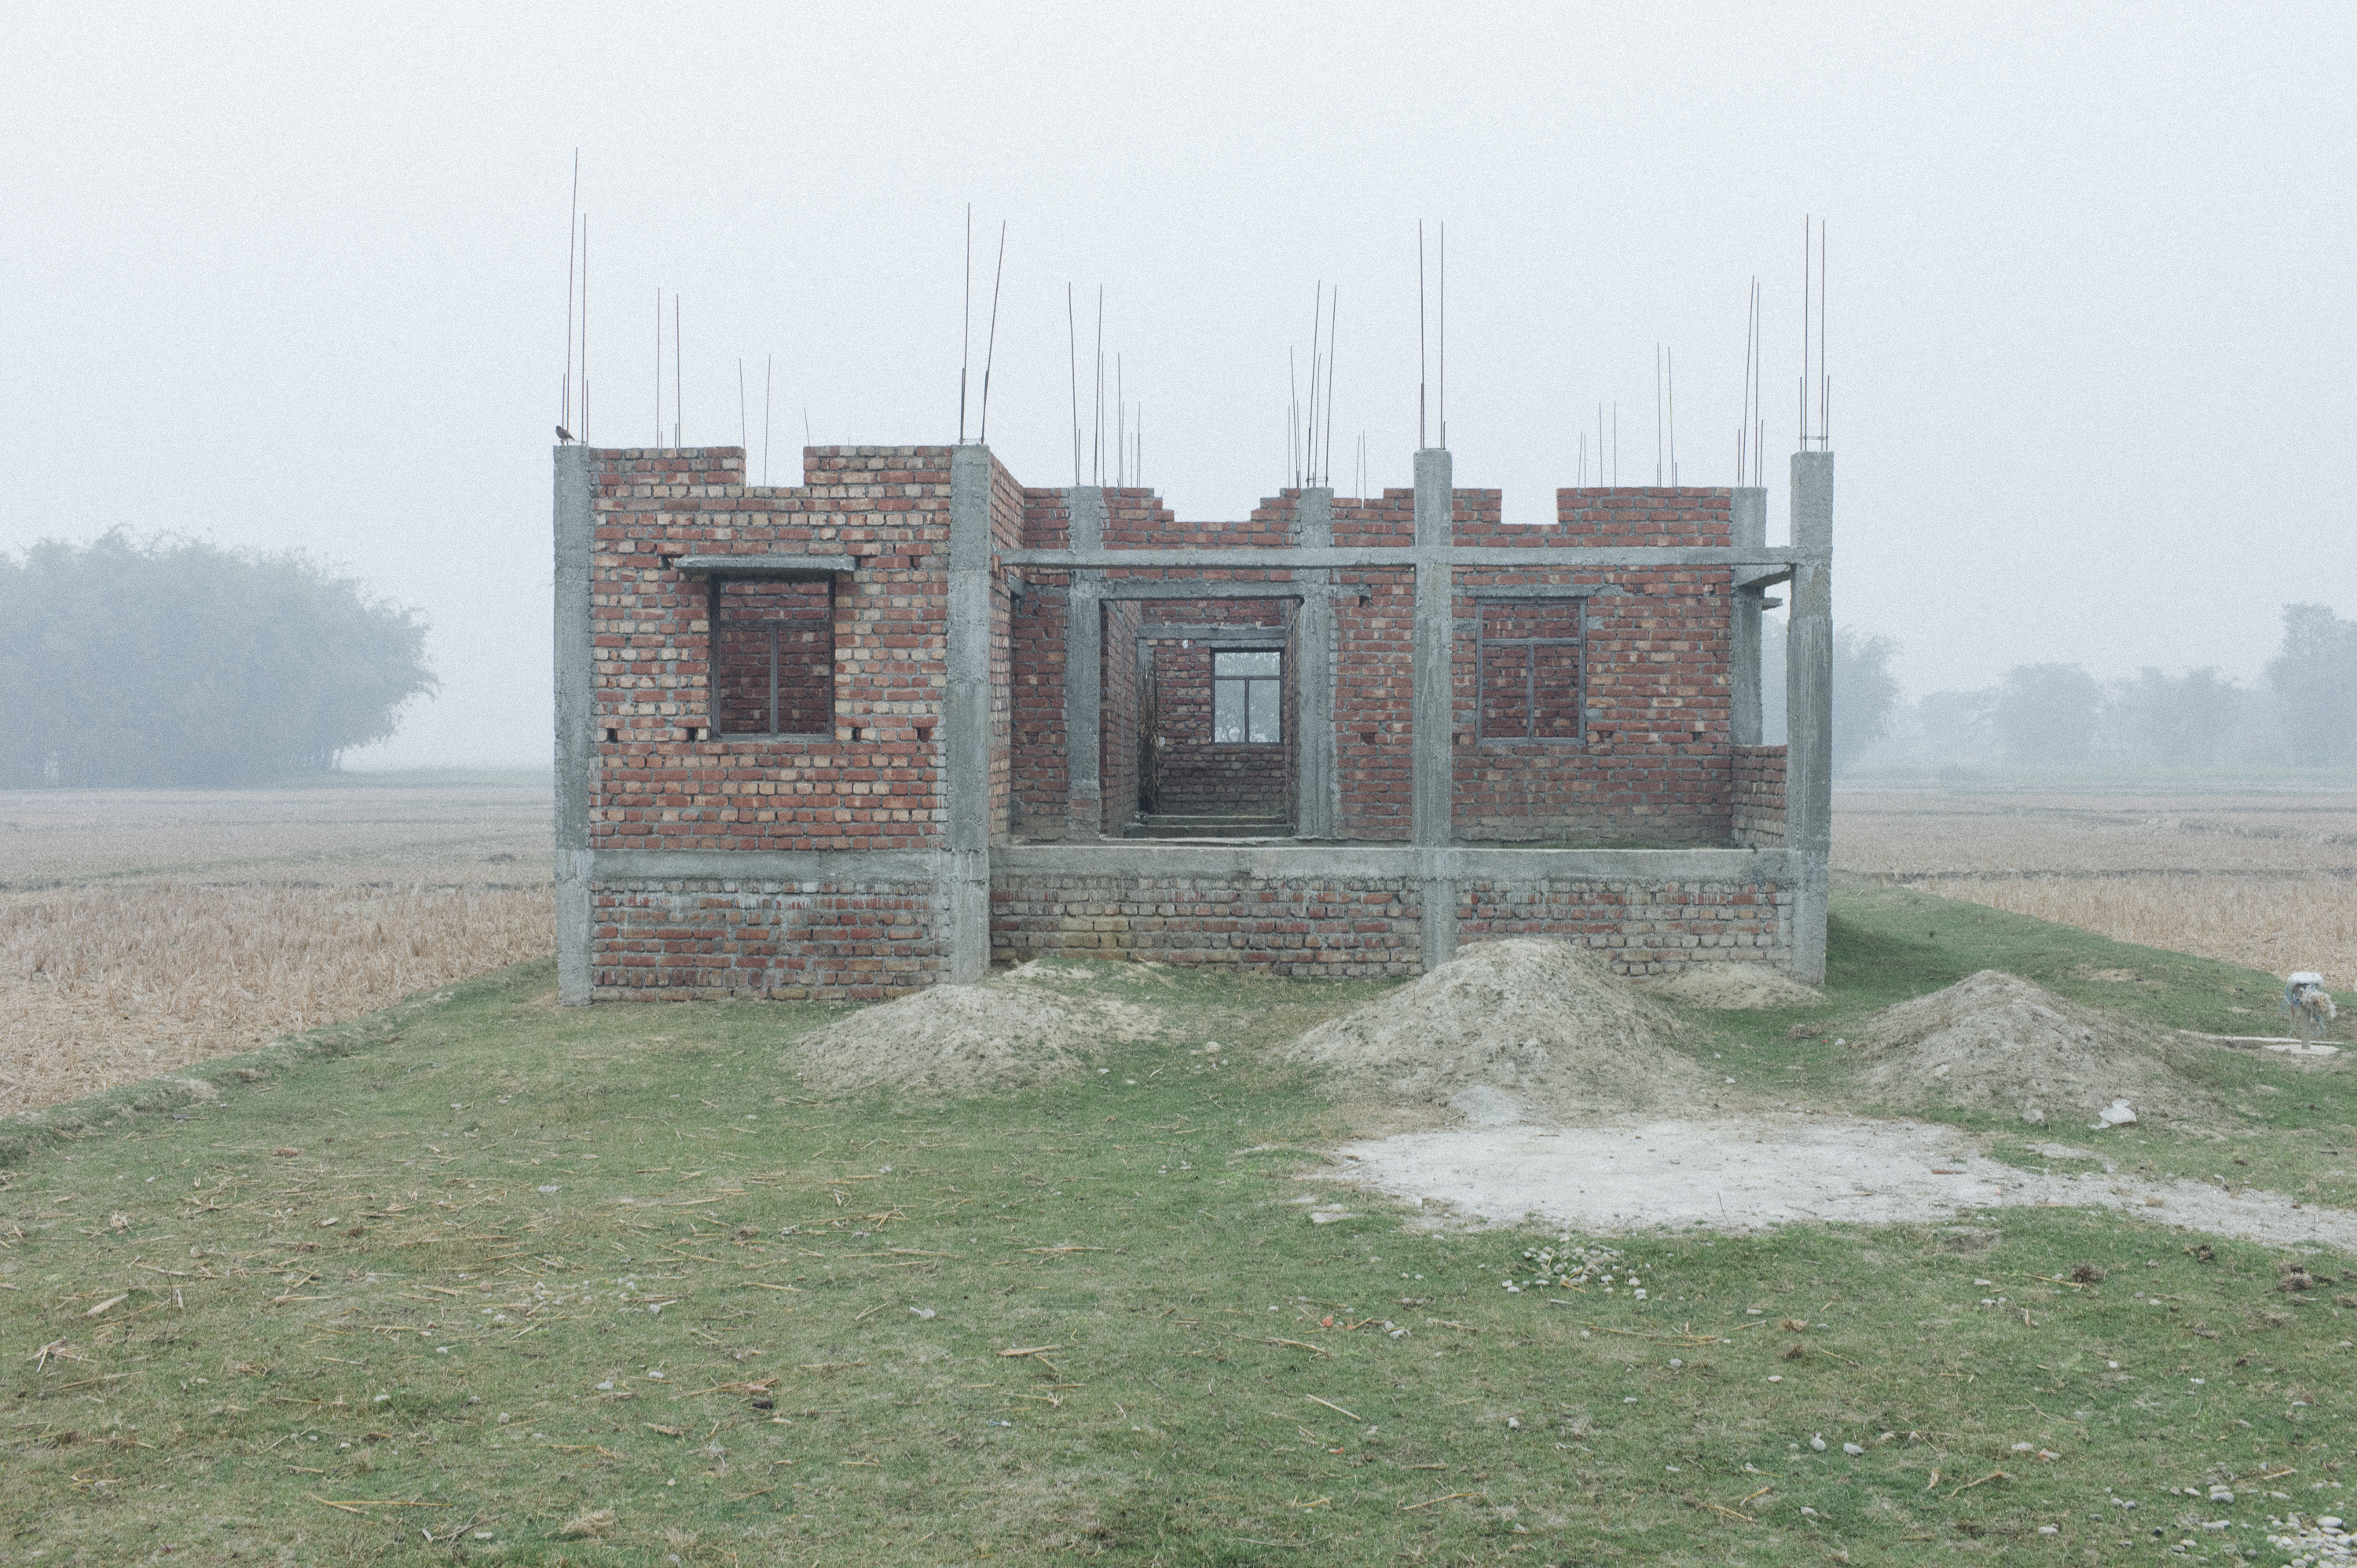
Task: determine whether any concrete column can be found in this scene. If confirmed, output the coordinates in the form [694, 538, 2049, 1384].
[1292, 487, 1336, 839]
[1785, 452, 1835, 984]
[1729, 487, 1767, 749]
[1411, 450, 1457, 969]
[945, 446, 997, 983]
[552, 445, 597, 1005]
[1063, 487, 1105, 837]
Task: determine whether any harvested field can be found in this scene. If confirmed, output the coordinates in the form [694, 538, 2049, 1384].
[0, 777, 551, 1114]
[1838, 782, 2357, 988]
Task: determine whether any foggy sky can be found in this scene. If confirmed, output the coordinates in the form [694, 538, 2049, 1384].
[3, 2, 2350, 768]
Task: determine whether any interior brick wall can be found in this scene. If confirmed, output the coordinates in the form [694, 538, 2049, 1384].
[1732, 745, 1787, 846]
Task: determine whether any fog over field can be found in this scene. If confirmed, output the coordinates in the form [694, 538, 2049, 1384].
[1, 3, 2352, 767]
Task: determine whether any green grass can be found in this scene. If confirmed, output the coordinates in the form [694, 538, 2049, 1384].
[3, 889, 2355, 1565]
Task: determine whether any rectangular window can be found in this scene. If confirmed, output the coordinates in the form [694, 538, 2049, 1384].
[1211, 650, 1282, 744]
[713, 579, 834, 737]
[1476, 599, 1583, 743]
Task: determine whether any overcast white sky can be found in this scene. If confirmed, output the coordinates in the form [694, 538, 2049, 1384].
[3, 2, 2350, 767]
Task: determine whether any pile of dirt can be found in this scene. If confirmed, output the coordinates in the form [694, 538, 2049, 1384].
[1643, 962, 1824, 1009]
[786, 960, 1166, 1098]
[1285, 939, 1711, 1120]
[1853, 969, 2216, 1126]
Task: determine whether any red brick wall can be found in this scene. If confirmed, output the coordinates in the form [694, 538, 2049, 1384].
[1101, 600, 1142, 831]
[594, 877, 941, 1001]
[1007, 580, 1067, 832]
[990, 870, 1790, 976]
[1332, 491, 1418, 839]
[1450, 488, 1737, 846]
[585, 445, 960, 854]
[1732, 745, 1787, 846]
[1455, 876, 1789, 973]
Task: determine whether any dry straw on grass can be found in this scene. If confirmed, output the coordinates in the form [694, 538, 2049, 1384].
[0, 881, 552, 1115]
[1916, 872, 2357, 992]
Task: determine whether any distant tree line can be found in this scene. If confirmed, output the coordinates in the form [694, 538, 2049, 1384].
[0, 532, 437, 787]
[1783, 603, 2355, 772]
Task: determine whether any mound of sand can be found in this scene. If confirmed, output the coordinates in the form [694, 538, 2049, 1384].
[1285, 939, 1710, 1120]
[1854, 969, 2216, 1126]
[786, 960, 1165, 1098]
[1643, 963, 1824, 1009]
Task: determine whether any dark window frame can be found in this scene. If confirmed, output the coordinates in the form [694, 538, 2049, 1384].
[1475, 596, 1585, 745]
[1210, 647, 1285, 746]
[709, 576, 837, 740]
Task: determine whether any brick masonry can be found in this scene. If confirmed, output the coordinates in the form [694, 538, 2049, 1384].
[568, 445, 1794, 998]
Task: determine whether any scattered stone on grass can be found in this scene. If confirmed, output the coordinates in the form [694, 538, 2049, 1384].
[1642, 963, 1824, 1010]
[1851, 969, 2218, 1127]
[785, 958, 1165, 1099]
[1285, 940, 1710, 1121]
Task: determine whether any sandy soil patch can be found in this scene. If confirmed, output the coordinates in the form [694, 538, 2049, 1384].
[1326, 1112, 2357, 1251]
[1854, 969, 2217, 1127]
[1641, 963, 1823, 1009]
[787, 959, 1166, 1098]
[1286, 940, 1710, 1119]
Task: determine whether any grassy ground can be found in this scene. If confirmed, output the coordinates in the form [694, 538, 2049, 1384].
[2, 885, 2355, 1566]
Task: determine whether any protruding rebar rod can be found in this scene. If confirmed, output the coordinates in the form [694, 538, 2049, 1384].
[979, 220, 1006, 443]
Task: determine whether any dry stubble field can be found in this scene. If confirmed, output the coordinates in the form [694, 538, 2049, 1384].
[1836, 781, 2357, 995]
[0, 777, 552, 1116]
[5, 775, 2352, 1124]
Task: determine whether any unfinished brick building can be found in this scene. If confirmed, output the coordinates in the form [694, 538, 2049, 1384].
[552, 442, 1833, 1002]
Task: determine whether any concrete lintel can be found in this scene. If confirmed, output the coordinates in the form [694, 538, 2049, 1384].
[672, 553, 860, 577]
[1457, 584, 1632, 600]
[1734, 566, 1793, 592]
[1003, 544, 1814, 571]
[1439, 845, 1798, 883]
[1090, 581, 1310, 602]
[553, 445, 597, 1006]
[945, 447, 996, 981]
[591, 848, 944, 884]
[1134, 625, 1290, 647]
[592, 842, 1797, 887]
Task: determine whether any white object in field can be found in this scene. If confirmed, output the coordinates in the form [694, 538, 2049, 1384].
[2282, 974, 2337, 1040]
[2091, 1098, 2138, 1130]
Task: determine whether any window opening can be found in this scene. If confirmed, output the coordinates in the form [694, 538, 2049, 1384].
[1476, 599, 1583, 743]
[713, 579, 834, 737]
[1211, 650, 1282, 744]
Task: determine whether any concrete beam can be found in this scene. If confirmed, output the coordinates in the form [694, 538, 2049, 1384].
[1087, 581, 1314, 602]
[1412, 450, 1458, 968]
[1132, 625, 1290, 646]
[945, 447, 997, 981]
[592, 848, 944, 884]
[1293, 488, 1338, 839]
[671, 553, 860, 577]
[1785, 452, 1835, 984]
[553, 446, 597, 1005]
[1003, 544, 1816, 570]
[991, 841, 1796, 883]
[1063, 486, 1105, 837]
[1730, 487, 1766, 749]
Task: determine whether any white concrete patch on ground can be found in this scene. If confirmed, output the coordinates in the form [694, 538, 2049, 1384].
[1325, 1108, 2357, 1251]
